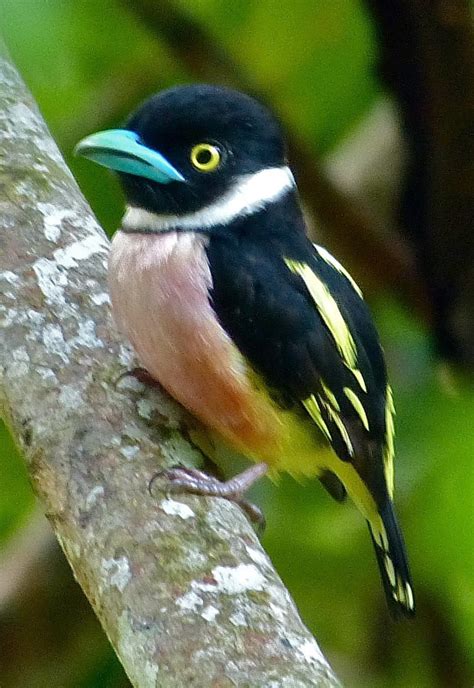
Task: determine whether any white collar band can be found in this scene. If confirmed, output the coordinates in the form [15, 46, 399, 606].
[122, 166, 295, 233]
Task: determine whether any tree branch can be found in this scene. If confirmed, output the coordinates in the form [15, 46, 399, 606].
[0, 46, 340, 687]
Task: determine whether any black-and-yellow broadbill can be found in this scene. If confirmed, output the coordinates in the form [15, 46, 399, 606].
[76, 84, 415, 618]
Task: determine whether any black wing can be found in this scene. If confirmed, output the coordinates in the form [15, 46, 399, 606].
[206, 229, 392, 501]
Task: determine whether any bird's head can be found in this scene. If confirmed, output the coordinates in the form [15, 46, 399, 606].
[75, 84, 295, 233]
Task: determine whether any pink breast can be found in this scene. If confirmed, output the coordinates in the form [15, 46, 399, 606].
[108, 230, 279, 455]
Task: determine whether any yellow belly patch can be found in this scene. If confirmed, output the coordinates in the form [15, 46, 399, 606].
[196, 368, 335, 480]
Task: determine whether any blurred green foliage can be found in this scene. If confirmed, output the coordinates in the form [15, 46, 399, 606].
[0, 422, 34, 542]
[1, 1, 473, 687]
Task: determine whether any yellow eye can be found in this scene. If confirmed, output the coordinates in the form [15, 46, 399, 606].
[190, 143, 221, 172]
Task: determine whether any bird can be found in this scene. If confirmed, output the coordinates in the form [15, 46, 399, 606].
[76, 83, 415, 618]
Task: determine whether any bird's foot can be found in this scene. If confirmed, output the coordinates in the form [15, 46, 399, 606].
[115, 366, 163, 390]
[150, 463, 268, 533]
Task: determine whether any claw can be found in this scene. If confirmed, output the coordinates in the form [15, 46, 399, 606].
[115, 366, 162, 389]
[148, 469, 165, 497]
[149, 463, 268, 531]
[238, 498, 266, 533]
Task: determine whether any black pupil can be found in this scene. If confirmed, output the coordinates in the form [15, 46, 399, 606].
[197, 148, 213, 165]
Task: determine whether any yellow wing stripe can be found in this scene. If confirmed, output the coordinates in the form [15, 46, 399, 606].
[305, 391, 355, 459]
[384, 554, 396, 587]
[285, 259, 357, 368]
[323, 402, 354, 457]
[303, 395, 332, 442]
[311, 249, 368, 393]
[305, 383, 354, 458]
[344, 387, 370, 431]
[351, 368, 367, 393]
[320, 381, 340, 411]
[314, 244, 363, 297]
[405, 583, 415, 611]
[384, 386, 395, 497]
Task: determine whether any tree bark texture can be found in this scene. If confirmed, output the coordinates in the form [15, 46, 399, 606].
[0, 48, 341, 688]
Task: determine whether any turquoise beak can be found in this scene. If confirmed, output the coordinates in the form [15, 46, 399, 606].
[74, 129, 185, 184]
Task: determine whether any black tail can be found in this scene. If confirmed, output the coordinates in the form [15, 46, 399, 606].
[368, 499, 415, 619]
